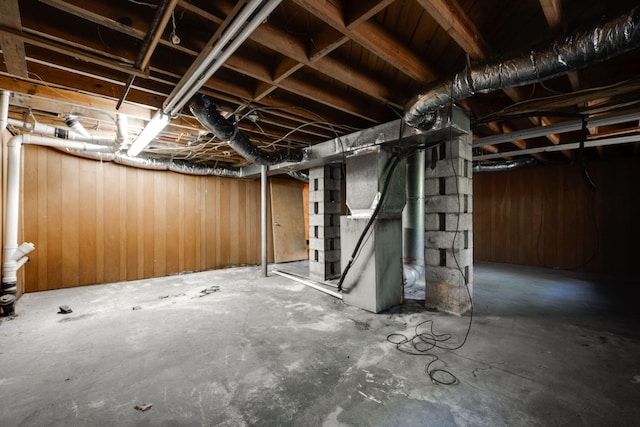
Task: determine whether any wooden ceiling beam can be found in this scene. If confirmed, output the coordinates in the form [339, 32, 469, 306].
[345, 0, 397, 29]
[292, 0, 437, 82]
[40, 0, 147, 40]
[0, 25, 147, 78]
[415, 0, 489, 59]
[539, 0, 563, 32]
[309, 28, 348, 61]
[0, 0, 29, 78]
[21, 5, 381, 130]
[277, 77, 387, 123]
[0, 74, 155, 120]
[215, 0, 405, 108]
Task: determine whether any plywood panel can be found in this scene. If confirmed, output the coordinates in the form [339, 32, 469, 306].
[60, 154, 80, 287]
[20, 147, 266, 292]
[270, 179, 307, 263]
[474, 157, 640, 278]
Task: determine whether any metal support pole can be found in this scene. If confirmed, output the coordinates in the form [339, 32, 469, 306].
[261, 165, 268, 277]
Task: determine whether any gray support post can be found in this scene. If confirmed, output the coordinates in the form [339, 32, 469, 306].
[261, 165, 268, 277]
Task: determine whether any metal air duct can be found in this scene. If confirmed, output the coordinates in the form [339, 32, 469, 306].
[405, 7, 640, 130]
[189, 93, 304, 166]
[472, 158, 537, 173]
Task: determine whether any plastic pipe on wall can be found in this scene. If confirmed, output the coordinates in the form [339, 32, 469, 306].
[2, 132, 113, 301]
[6, 118, 114, 145]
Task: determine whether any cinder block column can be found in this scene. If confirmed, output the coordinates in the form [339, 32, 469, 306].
[308, 165, 342, 280]
[424, 136, 473, 315]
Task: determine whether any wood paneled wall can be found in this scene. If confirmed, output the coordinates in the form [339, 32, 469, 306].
[20, 145, 283, 292]
[473, 157, 640, 278]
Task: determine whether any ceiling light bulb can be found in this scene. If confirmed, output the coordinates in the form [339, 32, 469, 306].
[171, 33, 181, 45]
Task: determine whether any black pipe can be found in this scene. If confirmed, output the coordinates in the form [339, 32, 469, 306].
[116, 0, 173, 110]
[189, 93, 304, 166]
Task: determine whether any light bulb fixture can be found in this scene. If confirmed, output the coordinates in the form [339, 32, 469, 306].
[127, 111, 170, 156]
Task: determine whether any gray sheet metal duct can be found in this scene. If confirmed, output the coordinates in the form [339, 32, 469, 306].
[405, 7, 640, 130]
[189, 93, 304, 166]
[287, 169, 310, 182]
[403, 150, 425, 287]
[472, 158, 537, 174]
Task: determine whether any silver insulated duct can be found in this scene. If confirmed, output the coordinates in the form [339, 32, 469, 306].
[189, 94, 304, 166]
[405, 7, 640, 130]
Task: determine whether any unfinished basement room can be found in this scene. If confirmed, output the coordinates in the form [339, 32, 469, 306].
[1, 0, 639, 425]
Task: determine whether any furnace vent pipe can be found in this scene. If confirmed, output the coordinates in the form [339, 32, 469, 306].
[63, 115, 92, 139]
[189, 94, 304, 166]
[405, 7, 640, 130]
[403, 150, 425, 287]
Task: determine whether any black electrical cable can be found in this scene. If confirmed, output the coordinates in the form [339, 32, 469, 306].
[387, 318, 471, 385]
[387, 80, 473, 385]
[578, 117, 596, 190]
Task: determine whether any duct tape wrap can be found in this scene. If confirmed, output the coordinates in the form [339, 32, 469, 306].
[189, 93, 304, 166]
[404, 7, 640, 130]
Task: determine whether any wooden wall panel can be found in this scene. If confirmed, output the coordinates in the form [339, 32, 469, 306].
[473, 157, 640, 278]
[20, 146, 288, 292]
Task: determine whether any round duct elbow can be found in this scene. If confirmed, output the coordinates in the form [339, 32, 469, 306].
[189, 93, 304, 166]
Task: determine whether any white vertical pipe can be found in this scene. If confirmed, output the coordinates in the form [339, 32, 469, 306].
[261, 165, 268, 277]
[2, 134, 111, 291]
[116, 113, 129, 145]
[2, 136, 24, 288]
[0, 90, 9, 132]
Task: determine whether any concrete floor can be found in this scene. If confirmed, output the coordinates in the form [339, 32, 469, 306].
[0, 261, 638, 426]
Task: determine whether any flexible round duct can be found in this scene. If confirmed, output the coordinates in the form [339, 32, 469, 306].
[405, 7, 640, 130]
[189, 93, 304, 166]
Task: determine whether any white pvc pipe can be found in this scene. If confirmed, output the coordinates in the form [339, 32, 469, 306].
[116, 113, 129, 145]
[20, 133, 110, 151]
[0, 90, 9, 132]
[64, 115, 92, 139]
[2, 138, 23, 287]
[6, 118, 114, 145]
[2, 134, 114, 290]
[272, 269, 343, 299]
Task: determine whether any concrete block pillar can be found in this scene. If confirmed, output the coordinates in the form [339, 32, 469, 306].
[308, 165, 342, 280]
[424, 135, 473, 315]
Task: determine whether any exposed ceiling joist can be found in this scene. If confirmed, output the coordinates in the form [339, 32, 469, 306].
[292, 0, 437, 82]
[415, 0, 489, 59]
[0, 0, 28, 78]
